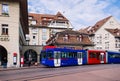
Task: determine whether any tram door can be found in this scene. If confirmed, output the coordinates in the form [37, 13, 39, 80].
[54, 51, 61, 67]
[77, 52, 82, 65]
[100, 53, 104, 63]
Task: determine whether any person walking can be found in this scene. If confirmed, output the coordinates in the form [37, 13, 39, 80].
[3, 57, 8, 68]
[28, 58, 32, 67]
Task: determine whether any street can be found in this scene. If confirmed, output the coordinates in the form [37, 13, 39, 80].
[0, 64, 120, 81]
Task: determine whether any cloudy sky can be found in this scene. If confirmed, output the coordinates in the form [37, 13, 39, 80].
[28, 0, 120, 30]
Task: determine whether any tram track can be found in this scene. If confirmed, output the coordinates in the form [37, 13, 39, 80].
[2, 64, 119, 81]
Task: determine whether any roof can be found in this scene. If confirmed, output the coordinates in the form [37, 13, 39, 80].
[54, 12, 68, 21]
[29, 13, 54, 26]
[57, 29, 88, 35]
[29, 12, 68, 27]
[89, 16, 112, 34]
[46, 29, 93, 46]
[105, 28, 120, 37]
[79, 16, 112, 34]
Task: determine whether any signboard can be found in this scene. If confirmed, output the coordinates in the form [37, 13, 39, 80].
[13, 53, 17, 65]
[0, 36, 10, 41]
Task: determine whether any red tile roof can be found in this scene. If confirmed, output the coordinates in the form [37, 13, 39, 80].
[29, 12, 68, 27]
[46, 29, 93, 46]
[105, 28, 120, 37]
[79, 16, 112, 34]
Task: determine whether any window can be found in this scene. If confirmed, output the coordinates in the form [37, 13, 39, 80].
[41, 51, 46, 59]
[109, 54, 120, 58]
[42, 41, 46, 45]
[33, 36, 36, 39]
[28, 16, 33, 19]
[105, 42, 109, 49]
[2, 4, 9, 15]
[42, 35, 47, 40]
[32, 42, 36, 45]
[77, 35, 82, 42]
[42, 29, 47, 33]
[47, 51, 53, 59]
[61, 52, 67, 58]
[63, 35, 68, 42]
[31, 20, 36, 25]
[89, 52, 99, 58]
[1, 24, 8, 35]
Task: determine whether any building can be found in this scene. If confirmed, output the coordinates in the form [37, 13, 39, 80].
[46, 29, 94, 49]
[24, 12, 73, 65]
[0, 0, 28, 67]
[79, 16, 120, 51]
[28, 12, 73, 46]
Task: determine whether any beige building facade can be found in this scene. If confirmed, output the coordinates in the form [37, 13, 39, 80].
[80, 16, 120, 51]
[28, 12, 73, 46]
[0, 0, 28, 67]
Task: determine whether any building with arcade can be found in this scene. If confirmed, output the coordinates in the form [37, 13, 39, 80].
[0, 0, 28, 67]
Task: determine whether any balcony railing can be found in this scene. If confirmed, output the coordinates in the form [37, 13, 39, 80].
[48, 23, 69, 28]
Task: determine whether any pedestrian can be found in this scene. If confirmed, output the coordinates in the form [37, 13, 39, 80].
[3, 57, 8, 68]
[28, 58, 32, 67]
[28, 60, 31, 67]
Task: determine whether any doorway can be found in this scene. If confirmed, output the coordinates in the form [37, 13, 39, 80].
[0, 45, 7, 66]
[24, 49, 37, 65]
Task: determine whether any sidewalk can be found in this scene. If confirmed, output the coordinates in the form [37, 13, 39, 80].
[0, 64, 44, 71]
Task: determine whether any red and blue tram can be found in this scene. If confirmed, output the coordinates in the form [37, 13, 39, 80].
[40, 46, 120, 67]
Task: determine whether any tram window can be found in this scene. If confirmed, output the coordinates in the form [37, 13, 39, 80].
[54, 51, 60, 59]
[90, 52, 97, 58]
[77, 52, 82, 58]
[61, 52, 67, 58]
[69, 52, 73, 58]
[71, 52, 77, 58]
[47, 51, 53, 59]
[68, 52, 77, 58]
[97, 53, 100, 60]
[109, 54, 120, 58]
[82, 53, 85, 58]
[41, 51, 46, 59]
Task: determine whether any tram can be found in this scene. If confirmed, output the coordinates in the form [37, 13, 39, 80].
[40, 46, 120, 67]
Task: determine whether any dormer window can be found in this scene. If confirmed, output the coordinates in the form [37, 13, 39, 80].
[63, 34, 69, 42]
[77, 35, 82, 42]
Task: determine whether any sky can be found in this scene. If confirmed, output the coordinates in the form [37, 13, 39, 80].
[28, 0, 120, 30]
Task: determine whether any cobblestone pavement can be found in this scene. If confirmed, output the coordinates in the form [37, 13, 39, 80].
[31, 66, 120, 81]
[0, 64, 120, 81]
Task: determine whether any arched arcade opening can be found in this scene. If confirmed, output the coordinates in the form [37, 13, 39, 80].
[0, 45, 7, 66]
[24, 49, 38, 65]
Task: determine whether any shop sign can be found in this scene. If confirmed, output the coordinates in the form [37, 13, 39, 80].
[0, 36, 10, 41]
